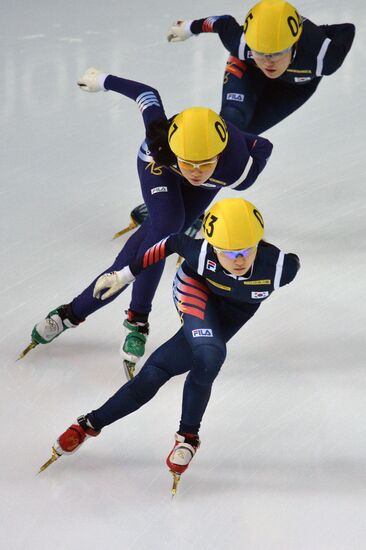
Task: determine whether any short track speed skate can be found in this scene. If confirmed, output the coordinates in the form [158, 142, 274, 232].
[121, 312, 149, 380]
[113, 203, 148, 239]
[166, 432, 200, 496]
[18, 304, 81, 360]
[38, 415, 100, 473]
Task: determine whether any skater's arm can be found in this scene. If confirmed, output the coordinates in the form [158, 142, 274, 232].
[93, 234, 200, 300]
[233, 134, 273, 191]
[167, 16, 242, 51]
[319, 23, 355, 75]
[77, 68, 167, 129]
[104, 75, 167, 128]
[278, 253, 301, 286]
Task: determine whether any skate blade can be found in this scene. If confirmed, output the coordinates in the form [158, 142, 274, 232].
[17, 341, 38, 360]
[112, 219, 139, 240]
[38, 447, 61, 474]
[123, 360, 135, 380]
[170, 471, 181, 497]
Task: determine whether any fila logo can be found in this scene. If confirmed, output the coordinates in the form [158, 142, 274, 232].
[151, 186, 168, 194]
[294, 76, 312, 82]
[206, 260, 217, 272]
[251, 291, 269, 299]
[227, 93, 244, 102]
[192, 329, 213, 338]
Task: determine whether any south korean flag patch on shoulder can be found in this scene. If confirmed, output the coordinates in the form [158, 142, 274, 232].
[251, 291, 269, 299]
[206, 259, 217, 272]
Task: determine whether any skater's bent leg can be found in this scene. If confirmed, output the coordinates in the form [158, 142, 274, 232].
[179, 343, 226, 433]
[88, 328, 194, 429]
[220, 62, 264, 131]
[71, 224, 151, 319]
[129, 261, 165, 315]
[245, 79, 321, 134]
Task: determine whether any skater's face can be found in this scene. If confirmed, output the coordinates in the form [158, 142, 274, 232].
[214, 245, 258, 276]
[251, 49, 292, 79]
[177, 156, 218, 186]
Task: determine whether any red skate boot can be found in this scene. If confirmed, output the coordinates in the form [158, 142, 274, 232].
[39, 415, 100, 473]
[166, 432, 200, 495]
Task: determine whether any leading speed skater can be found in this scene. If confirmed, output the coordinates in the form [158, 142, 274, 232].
[39, 197, 300, 494]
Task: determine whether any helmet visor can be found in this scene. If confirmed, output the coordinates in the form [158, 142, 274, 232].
[213, 245, 257, 260]
[177, 157, 218, 172]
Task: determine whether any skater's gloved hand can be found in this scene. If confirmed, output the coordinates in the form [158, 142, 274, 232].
[77, 67, 108, 92]
[93, 267, 136, 300]
[167, 20, 193, 42]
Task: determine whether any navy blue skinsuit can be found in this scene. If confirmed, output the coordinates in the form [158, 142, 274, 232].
[188, 15, 355, 133]
[69, 75, 272, 319]
[87, 234, 300, 435]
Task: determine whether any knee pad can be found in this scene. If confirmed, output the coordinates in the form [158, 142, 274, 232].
[191, 344, 227, 386]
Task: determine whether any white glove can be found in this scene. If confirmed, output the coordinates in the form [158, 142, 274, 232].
[167, 20, 193, 43]
[93, 267, 136, 300]
[77, 67, 108, 93]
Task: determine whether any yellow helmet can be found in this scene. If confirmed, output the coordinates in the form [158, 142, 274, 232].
[203, 198, 264, 249]
[244, 0, 302, 54]
[168, 107, 228, 161]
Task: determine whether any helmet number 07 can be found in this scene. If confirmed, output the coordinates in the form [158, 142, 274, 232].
[203, 213, 218, 238]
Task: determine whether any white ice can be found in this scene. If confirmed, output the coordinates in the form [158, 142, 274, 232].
[1, 1, 365, 549]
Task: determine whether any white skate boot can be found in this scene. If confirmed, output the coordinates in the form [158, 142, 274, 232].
[166, 432, 200, 495]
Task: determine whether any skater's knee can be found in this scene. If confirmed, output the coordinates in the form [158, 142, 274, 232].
[191, 344, 226, 386]
[220, 105, 249, 131]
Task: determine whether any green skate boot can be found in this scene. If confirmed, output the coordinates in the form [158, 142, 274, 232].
[121, 310, 149, 380]
[18, 304, 83, 359]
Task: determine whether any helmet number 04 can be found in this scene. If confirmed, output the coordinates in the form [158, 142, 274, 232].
[203, 213, 218, 238]
[288, 10, 302, 37]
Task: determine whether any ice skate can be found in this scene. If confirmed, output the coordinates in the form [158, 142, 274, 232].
[166, 432, 200, 496]
[19, 304, 82, 360]
[38, 415, 100, 473]
[113, 203, 148, 240]
[120, 311, 149, 380]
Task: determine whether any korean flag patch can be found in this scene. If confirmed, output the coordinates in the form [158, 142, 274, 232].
[251, 291, 269, 299]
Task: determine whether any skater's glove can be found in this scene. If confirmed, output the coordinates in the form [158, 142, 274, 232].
[93, 267, 136, 300]
[77, 67, 108, 92]
[167, 20, 193, 42]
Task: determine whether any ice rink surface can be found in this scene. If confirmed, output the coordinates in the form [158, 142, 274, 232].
[1, 1, 365, 548]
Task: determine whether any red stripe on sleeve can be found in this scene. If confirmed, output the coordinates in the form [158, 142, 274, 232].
[178, 304, 205, 320]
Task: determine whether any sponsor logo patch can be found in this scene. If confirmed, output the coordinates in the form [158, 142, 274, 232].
[227, 93, 244, 102]
[192, 328, 213, 338]
[151, 186, 168, 194]
[206, 260, 217, 272]
[251, 291, 269, 299]
[294, 76, 312, 82]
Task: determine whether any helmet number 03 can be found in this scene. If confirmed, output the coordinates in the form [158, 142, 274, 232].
[203, 213, 218, 238]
